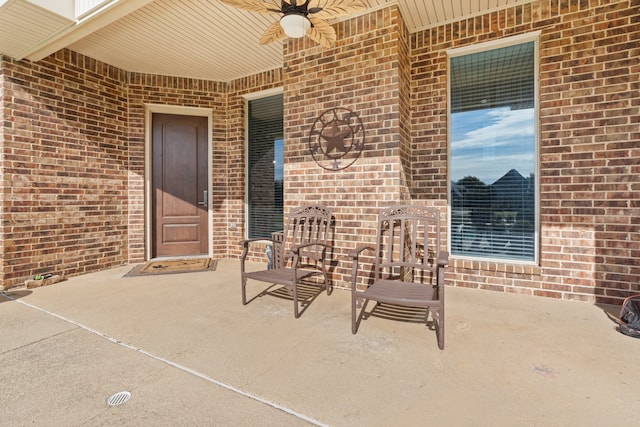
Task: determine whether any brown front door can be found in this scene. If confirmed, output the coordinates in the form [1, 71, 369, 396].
[152, 113, 208, 257]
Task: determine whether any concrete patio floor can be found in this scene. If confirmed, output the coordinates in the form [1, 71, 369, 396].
[1, 259, 638, 426]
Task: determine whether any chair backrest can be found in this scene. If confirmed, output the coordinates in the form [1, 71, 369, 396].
[280, 205, 333, 264]
[374, 205, 443, 284]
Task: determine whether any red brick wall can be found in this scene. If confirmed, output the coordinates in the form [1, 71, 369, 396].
[126, 73, 228, 261]
[397, 11, 413, 203]
[0, 51, 129, 286]
[1, 1, 637, 303]
[410, 0, 640, 303]
[0, 49, 282, 288]
[283, 6, 405, 285]
[127, 70, 283, 262]
[0, 57, 6, 282]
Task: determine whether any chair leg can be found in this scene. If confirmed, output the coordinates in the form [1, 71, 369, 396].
[324, 272, 333, 295]
[352, 297, 369, 334]
[293, 284, 300, 318]
[432, 308, 444, 350]
[351, 293, 357, 334]
[439, 298, 445, 350]
[437, 316, 445, 350]
[241, 275, 247, 305]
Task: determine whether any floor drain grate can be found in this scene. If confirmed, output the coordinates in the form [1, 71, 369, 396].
[107, 391, 131, 406]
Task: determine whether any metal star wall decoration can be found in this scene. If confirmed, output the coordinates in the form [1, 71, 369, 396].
[309, 107, 365, 171]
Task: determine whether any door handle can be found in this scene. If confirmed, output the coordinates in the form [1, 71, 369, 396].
[198, 190, 208, 207]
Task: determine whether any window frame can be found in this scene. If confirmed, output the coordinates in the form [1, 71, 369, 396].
[446, 32, 541, 264]
[243, 87, 284, 240]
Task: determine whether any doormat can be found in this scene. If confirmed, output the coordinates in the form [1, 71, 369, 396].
[125, 258, 217, 277]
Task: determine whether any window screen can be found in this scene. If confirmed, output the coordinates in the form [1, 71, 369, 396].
[247, 94, 284, 239]
[450, 41, 536, 261]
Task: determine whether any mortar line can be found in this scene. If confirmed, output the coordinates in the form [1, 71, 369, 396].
[2, 293, 326, 427]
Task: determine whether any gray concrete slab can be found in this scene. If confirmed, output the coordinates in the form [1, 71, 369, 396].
[1, 259, 638, 426]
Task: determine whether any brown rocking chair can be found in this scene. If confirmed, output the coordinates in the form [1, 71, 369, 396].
[241, 205, 334, 318]
[349, 205, 449, 349]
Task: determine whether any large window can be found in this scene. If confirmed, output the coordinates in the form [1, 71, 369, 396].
[247, 93, 284, 239]
[449, 37, 537, 262]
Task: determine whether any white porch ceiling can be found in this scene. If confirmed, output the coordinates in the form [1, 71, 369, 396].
[0, 0, 536, 82]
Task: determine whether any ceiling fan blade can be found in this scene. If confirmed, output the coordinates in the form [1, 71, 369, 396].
[260, 21, 287, 44]
[306, 17, 336, 48]
[308, 0, 366, 19]
[219, 0, 282, 14]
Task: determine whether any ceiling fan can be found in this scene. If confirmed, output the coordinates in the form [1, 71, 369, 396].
[219, 0, 366, 48]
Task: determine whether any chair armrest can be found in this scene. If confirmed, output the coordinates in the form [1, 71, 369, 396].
[241, 238, 276, 269]
[289, 242, 330, 264]
[242, 237, 274, 248]
[437, 251, 449, 266]
[348, 245, 375, 259]
[290, 241, 329, 253]
[349, 245, 375, 292]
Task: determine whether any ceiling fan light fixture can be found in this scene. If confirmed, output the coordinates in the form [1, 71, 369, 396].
[280, 14, 311, 38]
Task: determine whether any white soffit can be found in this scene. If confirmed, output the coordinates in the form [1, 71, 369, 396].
[398, 0, 538, 32]
[68, 0, 284, 82]
[1, 0, 539, 82]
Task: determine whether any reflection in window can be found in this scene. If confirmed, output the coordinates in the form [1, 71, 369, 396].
[247, 94, 283, 239]
[449, 41, 537, 261]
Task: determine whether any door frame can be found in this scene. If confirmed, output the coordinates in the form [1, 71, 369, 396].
[144, 104, 213, 260]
